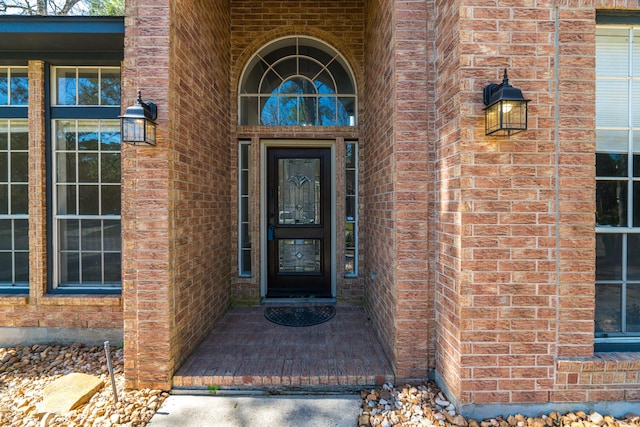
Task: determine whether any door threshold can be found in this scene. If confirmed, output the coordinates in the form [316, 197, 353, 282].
[261, 297, 336, 305]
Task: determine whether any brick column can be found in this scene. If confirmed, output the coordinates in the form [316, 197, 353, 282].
[28, 60, 47, 301]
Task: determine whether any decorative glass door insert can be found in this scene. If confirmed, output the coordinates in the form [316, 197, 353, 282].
[267, 148, 331, 297]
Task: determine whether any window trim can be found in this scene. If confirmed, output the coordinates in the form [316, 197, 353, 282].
[48, 65, 122, 295]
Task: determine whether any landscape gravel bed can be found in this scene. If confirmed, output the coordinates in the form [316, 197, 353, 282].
[0, 344, 168, 426]
[360, 382, 640, 427]
[2, 343, 640, 426]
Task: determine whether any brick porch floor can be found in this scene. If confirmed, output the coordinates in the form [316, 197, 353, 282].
[172, 304, 394, 391]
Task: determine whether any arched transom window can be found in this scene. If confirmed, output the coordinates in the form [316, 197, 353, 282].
[239, 36, 357, 126]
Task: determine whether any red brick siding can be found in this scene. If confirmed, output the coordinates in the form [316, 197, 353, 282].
[122, 0, 233, 390]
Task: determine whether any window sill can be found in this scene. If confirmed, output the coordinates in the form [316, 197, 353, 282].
[39, 294, 122, 306]
[0, 294, 29, 305]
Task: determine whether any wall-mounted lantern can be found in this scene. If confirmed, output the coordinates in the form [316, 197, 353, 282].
[120, 90, 157, 145]
[483, 69, 530, 136]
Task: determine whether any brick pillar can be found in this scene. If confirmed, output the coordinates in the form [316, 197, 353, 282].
[28, 60, 47, 301]
[434, 0, 596, 410]
[122, 0, 173, 390]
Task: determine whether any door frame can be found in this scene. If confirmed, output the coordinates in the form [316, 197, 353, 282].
[260, 140, 336, 299]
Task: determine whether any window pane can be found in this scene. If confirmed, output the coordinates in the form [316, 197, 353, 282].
[0, 184, 7, 214]
[338, 97, 355, 126]
[59, 252, 79, 283]
[597, 80, 629, 127]
[101, 186, 120, 215]
[57, 153, 76, 183]
[14, 252, 29, 283]
[100, 121, 121, 151]
[0, 253, 10, 282]
[10, 152, 28, 182]
[56, 185, 76, 215]
[103, 220, 121, 251]
[595, 283, 622, 333]
[14, 219, 28, 251]
[629, 234, 640, 280]
[101, 153, 120, 183]
[596, 181, 627, 226]
[634, 154, 640, 177]
[0, 122, 6, 150]
[0, 69, 7, 105]
[636, 182, 640, 227]
[78, 153, 99, 182]
[101, 69, 121, 106]
[78, 69, 99, 105]
[57, 68, 77, 105]
[82, 253, 102, 282]
[596, 233, 623, 280]
[597, 28, 629, 77]
[10, 70, 28, 105]
[240, 97, 259, 126]
[0, 152, 6, 182]
[318, 96, 337, 126]
[598, 129, 628, 152]
[597, 153, 627, 177]
[11, 124, 28, 151]
[0, 220, 10, 250]
[56, 120, 77, 150]
[59, 220, 79, 250]
[10, 184, 28, 214]
[78, 185, 99, 214]
[81, 219, 102, 251]
[78, 120, 99, 150]
[627, 284, 640, 332]
[104, 253, 121, 282]
[345, 249, 355, 275]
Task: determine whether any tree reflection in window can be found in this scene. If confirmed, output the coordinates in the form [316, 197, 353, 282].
[239, 37, 357, 126]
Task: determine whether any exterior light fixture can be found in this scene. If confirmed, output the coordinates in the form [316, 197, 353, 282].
[483, 69, 530, 136]
[120, 90, 157, 145]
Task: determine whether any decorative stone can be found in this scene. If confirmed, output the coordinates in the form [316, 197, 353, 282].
[39, 373, 104, 414]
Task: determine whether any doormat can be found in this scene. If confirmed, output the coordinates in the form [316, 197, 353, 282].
[264, 305, 336, 327]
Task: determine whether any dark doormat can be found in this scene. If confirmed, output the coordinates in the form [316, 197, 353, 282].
[264, 305, 336, 327]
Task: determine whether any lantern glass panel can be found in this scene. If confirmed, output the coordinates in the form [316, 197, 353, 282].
[122, 117, 145, 143]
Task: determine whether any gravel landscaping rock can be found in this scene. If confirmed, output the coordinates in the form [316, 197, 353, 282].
[360, 382, 640, 427]
[0, 343, 168, 426]
[3, 343, 640, 427]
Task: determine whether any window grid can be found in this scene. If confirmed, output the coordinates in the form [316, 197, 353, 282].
[53, 66, 121, 107]
[53, 119, 121, 289]
[596, 25, 640, 338]
[0, 67, 29, 106]
[51, 65, 122, 291]
[239, 141, 251, 276]
[0, 119, 29, 288]
[345, 141, 358, 277]
[239, 36, 357, 127]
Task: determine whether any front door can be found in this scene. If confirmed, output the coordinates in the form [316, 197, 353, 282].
[266, 148, 331, 298]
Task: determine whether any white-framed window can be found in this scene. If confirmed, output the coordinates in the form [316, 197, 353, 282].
[595, 25, 640, 341]
[51, 66, 121, 291]
[0, 66, 29, 291]
[0, 67, 28, 106]
[239, 36, 357, 127]
[238, 140, 251, 276]
[0, 119, 29, 289]
[345, 141, 358, 277]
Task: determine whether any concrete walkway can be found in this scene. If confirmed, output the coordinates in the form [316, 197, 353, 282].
[148, 393, 362, 427]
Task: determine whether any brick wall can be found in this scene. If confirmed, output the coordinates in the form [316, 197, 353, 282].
[361, 0, 436, 380]
[122, 0, 232, 390]
[433, 0, 640, 412]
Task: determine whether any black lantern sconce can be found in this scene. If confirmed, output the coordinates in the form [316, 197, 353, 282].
[483, 69, 530, 136]
[120, 90, 158, 145]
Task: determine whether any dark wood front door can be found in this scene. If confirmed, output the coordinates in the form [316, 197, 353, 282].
[266, 148, 331, 298]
